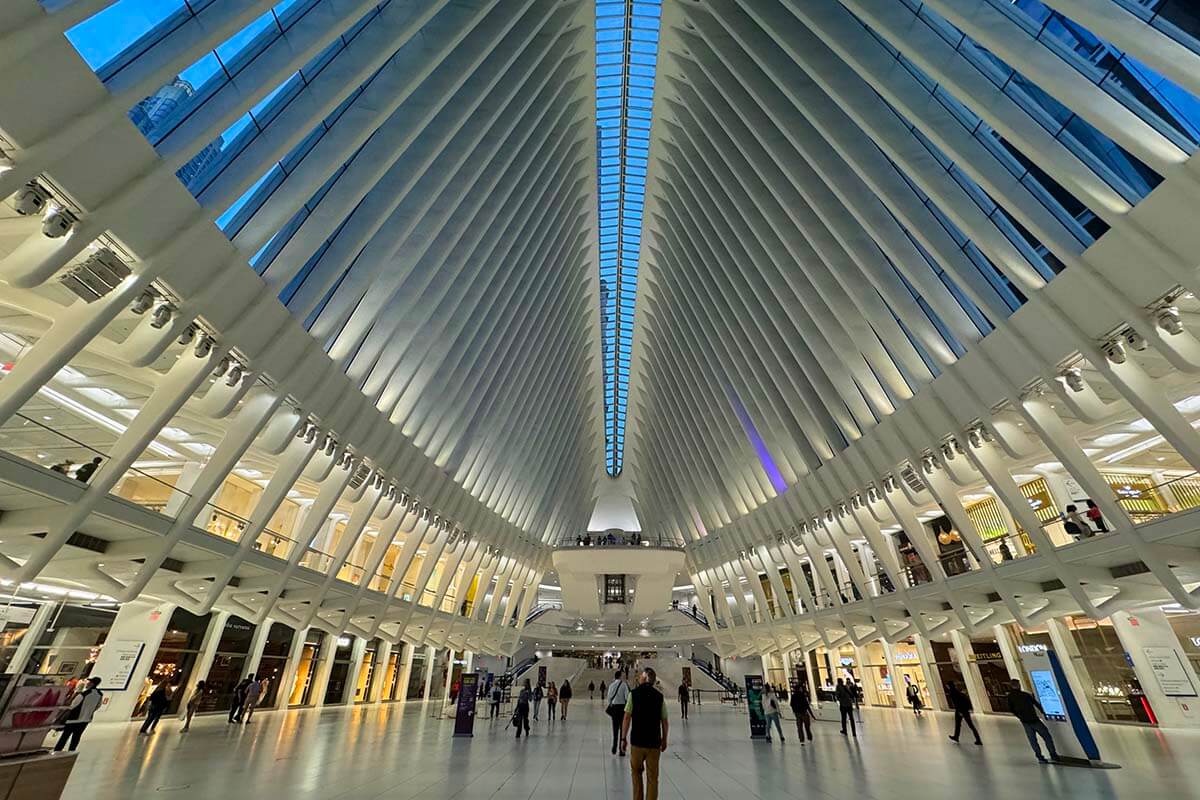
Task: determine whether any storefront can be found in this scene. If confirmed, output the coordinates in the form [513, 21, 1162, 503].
[134, 608, 212, 715]
[289, 629, 325, 706]
[323, 636, 356, 705]
[889, 640, 930, 710]
[381, 642, 405, 701]
[859, 641, 895, 707]
[256, 622, 295, 708]
[406, 647, 428, 699]
[1166, 609, 1200, 676]
[929, 639, 966, 702]
[967, 638, 1012, 712]
[814, 644, 860, 701]
[1012, 618, 1156, 725]
[197, 615, 256, 713]
[354, 638, 380, 702]
[25, 602, 116, 683]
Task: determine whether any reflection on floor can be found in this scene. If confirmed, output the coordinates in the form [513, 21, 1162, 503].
[53, 698, 1200, 799]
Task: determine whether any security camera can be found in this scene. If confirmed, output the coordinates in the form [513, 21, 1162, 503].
[130, 291, 156, 315]
[150, 304, 174, 329]
[42, 207, 76, 238]
[11, 182, 49, 216]
[1157, 307, 1184, 336]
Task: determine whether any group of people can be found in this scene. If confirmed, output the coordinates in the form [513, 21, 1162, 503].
[49, 456, 103, 483]
[575, 532, 644, 546]
[811, 676, 1061, 763]
[508, 678, 575, 736]
[1062, 500, 1108, 538]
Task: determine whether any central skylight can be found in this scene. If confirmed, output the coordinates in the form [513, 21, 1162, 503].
[595, 0, 662, 478]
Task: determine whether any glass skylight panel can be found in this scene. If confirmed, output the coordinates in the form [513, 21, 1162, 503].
[596, 0, 662, 477]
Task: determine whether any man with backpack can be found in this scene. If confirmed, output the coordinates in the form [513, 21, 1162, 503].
[54, 676, 103, 752]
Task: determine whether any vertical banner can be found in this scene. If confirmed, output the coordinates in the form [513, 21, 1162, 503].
[745, 675, 767, 739]
[453, 673, 479, 737]
[538, 665, 547, 687]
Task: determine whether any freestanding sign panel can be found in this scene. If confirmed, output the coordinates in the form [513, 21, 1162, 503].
[1017, 645, 1101, 763]
[745, 675, 767, 739]
[537, 665, 547, 687]
[453, 673, 479, 737]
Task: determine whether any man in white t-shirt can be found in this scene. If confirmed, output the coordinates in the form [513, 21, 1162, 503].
[54, 676, 103, 752]
[605, 670, 631, 755]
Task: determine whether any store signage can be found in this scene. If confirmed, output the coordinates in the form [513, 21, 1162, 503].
[1017, 643, 1048, 654]
[1189, 636, 1200, 649]
[453, 672, 479, 737]
[745, 675, 767, 739]
[1143, 646, 1198, 697]
[893, 649, 919, 662]
[91, 640, 146, 691]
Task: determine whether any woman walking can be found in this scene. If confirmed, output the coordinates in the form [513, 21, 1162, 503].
[764, 685, 785, 742]
[546, 681, 558, 723]
[182, 680, 206, 732]
[906, 680, 924, 716]
[559, 679, 573, 720]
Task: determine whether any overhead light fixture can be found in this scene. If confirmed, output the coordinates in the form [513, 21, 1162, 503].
[1060, 368, 1084, 393]
[1156, 307, 1184, 336]
[1104, 339, 1127, 364]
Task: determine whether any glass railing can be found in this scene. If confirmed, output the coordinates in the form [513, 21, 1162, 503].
[300, 547, 334, 573]
[563, 533, 680, 548]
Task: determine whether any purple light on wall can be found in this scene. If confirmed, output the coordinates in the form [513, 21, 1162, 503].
[725, 384, 788, 494]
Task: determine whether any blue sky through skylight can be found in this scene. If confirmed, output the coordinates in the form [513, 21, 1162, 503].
[596, 0, 661, 477]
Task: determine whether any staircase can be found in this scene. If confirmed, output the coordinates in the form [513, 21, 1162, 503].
[690, 657, 738, 694]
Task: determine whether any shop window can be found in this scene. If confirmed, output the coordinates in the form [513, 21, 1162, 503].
[355, 639, 380, 702]
[968, 639, 1012, 713]
[26, 603, 117, 684]
[135, 608, 212, 715]
[891, 641, 931, 710]
[323, 635, 355, 705]
[256, 622, 295, 708]
[289, 629, 325, 706]
[1064, 616, 1156, 725]
[406, 648, 427, 700]
[1102, 472, 1170, 522]
[197, 615, 256, 713]
[382, 643, 405, 701]
[860, 641, 895, 707]
[1166, 610, 1200, 677]
[0, 603, 40, 672]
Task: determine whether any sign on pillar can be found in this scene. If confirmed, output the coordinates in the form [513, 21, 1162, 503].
[745, 675, 767, 739]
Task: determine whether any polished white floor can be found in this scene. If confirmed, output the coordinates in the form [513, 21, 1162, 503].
[51, 697, 1200, 799]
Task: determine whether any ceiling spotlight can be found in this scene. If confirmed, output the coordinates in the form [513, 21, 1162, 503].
[193, 335, 214, 358]
[941, 442, 955, 461]
[1104, 339, 1127, 365]
[225, 364, 243, 386]
[1060, 367, 1084, 393]
[177, 324, 197, 346]
[130, 291, 156, 315]
[1124, 329, 1148, 351]
[150, 303, 174, 329]
[968, 429, 982, 449]
[1156, 307, 1184, 336]
[42, 207, 76, 238]
[922, 455, 937, 473]
[11, 181, 50, 216]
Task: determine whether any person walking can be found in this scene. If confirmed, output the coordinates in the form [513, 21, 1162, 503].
[74, 456, 102, 484]
[946, 681, 982, 745]
[532, 682, 543, 721]
[905, 680, 924, 716]
[589, 680, 596, 700]
[1085, 499, 1108, 533]
[139, 681, 171, 734]
[241, 676, 262, 723]
[546, 681, 558, 723]
[606, 670, 631, 755]
[489, 682, 502, 719]
[600, 679, 607, 700]
[789, 684, 814, 744]
[228, 675, 253, 724]
[1007, 679, 1060, 763]
[678, 682, 689, 720]
[621, 667, 668, 800]
[514, 679, 532, 739]
[182, 680, 206, 732]
[764, 685, 785, 742]
[835, 678, 856, 737]
[559, 679, 573, 720]
[53, 676, 103, 752]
